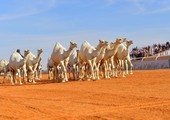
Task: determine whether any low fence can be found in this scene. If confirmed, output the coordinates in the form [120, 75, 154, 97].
[131, 55, 170, 70]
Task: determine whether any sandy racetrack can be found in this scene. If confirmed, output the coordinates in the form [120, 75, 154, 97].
[0, 69, 170, 120]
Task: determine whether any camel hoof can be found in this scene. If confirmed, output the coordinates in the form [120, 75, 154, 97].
[29, 79, 33, 82]
[35, 78, 40, 80]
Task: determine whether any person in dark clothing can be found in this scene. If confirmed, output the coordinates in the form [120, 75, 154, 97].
[16, 49, 24, 58]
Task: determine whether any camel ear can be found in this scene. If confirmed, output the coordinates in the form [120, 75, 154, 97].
[70, 41, 73, 44]
[24, 50, 30, 54]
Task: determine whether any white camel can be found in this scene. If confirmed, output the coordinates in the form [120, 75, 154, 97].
[8, 50, 30, 85]
[0, 59, 8, 76]
[78, 40, 108, 80]
[35, 56, 42, 80]
[99, 38, 126, 79]
[51, 41, 77, 82]
[92, 44, 109, 80]
[68, 50, 79, 80]
[25, 49, 43, 83]
[114, 40, 133, 77]
[0, 59, 8, 83]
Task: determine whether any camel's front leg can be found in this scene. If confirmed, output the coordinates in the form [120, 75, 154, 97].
[10, 71, 15, 85]
[28, 66, 36, 83]
[17, 69, 23, 85]
[22, 65, 27, 84]
[88, 60, 95, 80]
[127, 58, 133, 75]
[110, 57, 115, 77]
[96, 63, 101, 80]
[60, 61, 68, 82]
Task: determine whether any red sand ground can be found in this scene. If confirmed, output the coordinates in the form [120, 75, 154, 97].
[0, 69, 170, 120]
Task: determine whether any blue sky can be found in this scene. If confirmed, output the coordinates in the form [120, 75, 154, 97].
[0, 0, 170, 67]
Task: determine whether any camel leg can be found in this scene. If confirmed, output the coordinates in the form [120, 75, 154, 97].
[127, 58, 133, 75]
[68, 66, 71, 80]
[104, 61, 110, 79]
[48, 69, 51, 80]
[110, 57, 115, 77]
[75, 65, 79, 80]
[17, 69, 22, 85]
[53, 66, 57, 80]
[88, 60, 95, 80]
[121, 60, 126, 78]
[78, 64, 84, 80]
[48, 68, 53, 80]
[28, 66, 36, 83]
[73, 64, 76, 80]
[13, 71, 17, 84]
[39, 68, 42, 79]
[96, 63, 100, 80]
[114, 61, 118, 78]
[107, 63, 111, 79]
[60, 61, 67, 82]
[22, 65, 27, 84]
[104, 62, 107, 79]
[125, 60, 129, 75]
[50, 69, 53, 80]
[34, 70, 39, 80]
[10, 71, 15, 85]
[54, 66, 60, 82]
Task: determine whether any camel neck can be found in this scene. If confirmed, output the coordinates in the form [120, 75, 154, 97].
[63, 47, 73, 59]
[32, 53, 41, 65]
[90, 45, 102, 59]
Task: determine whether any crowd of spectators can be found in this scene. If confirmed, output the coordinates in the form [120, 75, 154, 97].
[130, 41, 170, 59]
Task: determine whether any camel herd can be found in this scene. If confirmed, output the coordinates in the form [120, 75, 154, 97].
[0, 38, 133, 85]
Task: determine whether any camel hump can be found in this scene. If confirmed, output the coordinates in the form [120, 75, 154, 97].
[81, 41, 95, 50]
[53, 42, 66, 52]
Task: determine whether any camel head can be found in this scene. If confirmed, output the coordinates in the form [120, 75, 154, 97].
[98, 40, 108, 48]
[115, 38, 126, 44]
[24, 50, 30, 57]
[70, 41, 77, 50]
[110, 42, 116, 48]
[37, 49, 43, 56]
[126, 40, 133, 46]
